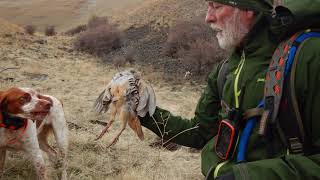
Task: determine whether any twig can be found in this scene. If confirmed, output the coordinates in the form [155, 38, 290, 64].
[163, 124, 199, 145]
[151, 115, 164, 138]
[0, 67, 20, 73]
[160, 113, 170, 146]
[150, 113, 199, 180]
[89, 120, 108, 126]
[151, 113, 199, 146]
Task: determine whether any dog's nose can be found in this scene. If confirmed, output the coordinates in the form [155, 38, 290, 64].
[43, 101, 52, 111]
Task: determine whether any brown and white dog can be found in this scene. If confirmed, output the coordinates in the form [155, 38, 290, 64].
[0, 87, 68, 180]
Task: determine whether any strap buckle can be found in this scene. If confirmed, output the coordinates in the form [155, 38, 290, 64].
[289, 137, 303, 154]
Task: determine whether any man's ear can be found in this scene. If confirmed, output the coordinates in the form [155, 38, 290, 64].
[246, 10, 255, 19]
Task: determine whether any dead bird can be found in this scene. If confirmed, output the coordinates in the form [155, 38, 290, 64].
[94, 69, 156, 147]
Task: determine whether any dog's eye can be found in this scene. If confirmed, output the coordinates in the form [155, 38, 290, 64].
[19, 95, 30, 104]
[19, 97, 27, 104]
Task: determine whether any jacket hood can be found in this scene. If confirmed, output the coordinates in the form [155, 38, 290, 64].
[236, 12, 277, 58]
[270, 0, 320, 41]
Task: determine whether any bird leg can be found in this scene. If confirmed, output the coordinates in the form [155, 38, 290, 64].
[95, 103, 117, 141]
[128, 115, 144, 140]
[106, 107, 129, 147]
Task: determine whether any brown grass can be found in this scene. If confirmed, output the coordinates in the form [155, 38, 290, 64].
[0, 17, 23, 35]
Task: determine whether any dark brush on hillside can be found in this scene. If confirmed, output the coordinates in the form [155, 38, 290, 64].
[74, 16, 123, 56]
[24, 25, 36, 35]
[45, 25, 56, 36]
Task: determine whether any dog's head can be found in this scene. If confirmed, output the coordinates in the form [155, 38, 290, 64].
[0, 87, 53, 122]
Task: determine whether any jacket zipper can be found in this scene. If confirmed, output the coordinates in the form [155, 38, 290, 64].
[213, 51, 246, 178]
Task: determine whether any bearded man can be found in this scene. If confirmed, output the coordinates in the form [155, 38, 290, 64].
[140, 0, 320, 179]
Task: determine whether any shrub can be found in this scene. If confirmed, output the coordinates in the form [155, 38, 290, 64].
[177, 39, 224, 76]
[65, 25, 87, 36]
[74, 23, 122, 56]
[24, 25, 36, 35]
[45, 25, 56, 36]
[163, 19, 226, 79]
[112, 55, 127, 68]
[163, 19, 213, 57]
[124, 48, 135, 65]
[87, 16, 109, 29]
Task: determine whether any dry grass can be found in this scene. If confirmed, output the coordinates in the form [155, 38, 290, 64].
[0, 32, 203, 180]
[0, 17, 23, 35]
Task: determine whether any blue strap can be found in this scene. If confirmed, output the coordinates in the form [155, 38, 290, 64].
[236, 31, 320, 163]
[286, 32, 320, 75]
[236, 101, 264, 162]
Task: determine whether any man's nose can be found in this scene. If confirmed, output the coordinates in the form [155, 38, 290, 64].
[205, 5, 217, 23]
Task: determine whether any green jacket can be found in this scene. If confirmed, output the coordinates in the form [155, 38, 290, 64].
[140, 14, 320, 180]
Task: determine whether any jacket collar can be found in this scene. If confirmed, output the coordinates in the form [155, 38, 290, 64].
[234, 13, 278, 60]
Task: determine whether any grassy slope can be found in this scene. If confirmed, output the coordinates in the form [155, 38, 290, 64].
[0, 22, 204, 180]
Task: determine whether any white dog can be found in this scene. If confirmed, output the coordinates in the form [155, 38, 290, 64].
[0, 87, 68, 180]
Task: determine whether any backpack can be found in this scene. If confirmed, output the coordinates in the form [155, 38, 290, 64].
[271, 0, 320, 41]
[260, 30, 320, 155]
[217, 30, 320, 161]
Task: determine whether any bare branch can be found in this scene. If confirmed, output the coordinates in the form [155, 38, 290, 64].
[151, 115, 164, 138]
[89, 120, 108, 126]
[0, 67, 20, 73]
[163, 124, 199, 145]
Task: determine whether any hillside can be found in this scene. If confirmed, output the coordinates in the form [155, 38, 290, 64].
[0, 0, 213, 179]
[113, 0, 207, 30]
[0, 0, 148, 32]
[0, 0, 206, 32]
[0, 17, 24, 35]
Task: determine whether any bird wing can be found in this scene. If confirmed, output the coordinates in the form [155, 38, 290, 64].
[94, 83, 112, 114]
[137, 80, 156, 117]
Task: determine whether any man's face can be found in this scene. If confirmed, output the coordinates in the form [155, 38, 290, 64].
[205, 2, 254, 50]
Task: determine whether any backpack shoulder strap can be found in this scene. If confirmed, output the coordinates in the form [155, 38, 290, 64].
[260, 29, 320, 154]
[283, 30, 320, 154]
[217, 59, 229, 99]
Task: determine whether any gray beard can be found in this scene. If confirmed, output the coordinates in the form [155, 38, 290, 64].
[211, 9, 250, 50]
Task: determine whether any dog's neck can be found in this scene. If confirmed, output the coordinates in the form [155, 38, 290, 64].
[0, 111, 27, 130]
[2, 111, 24, 122]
